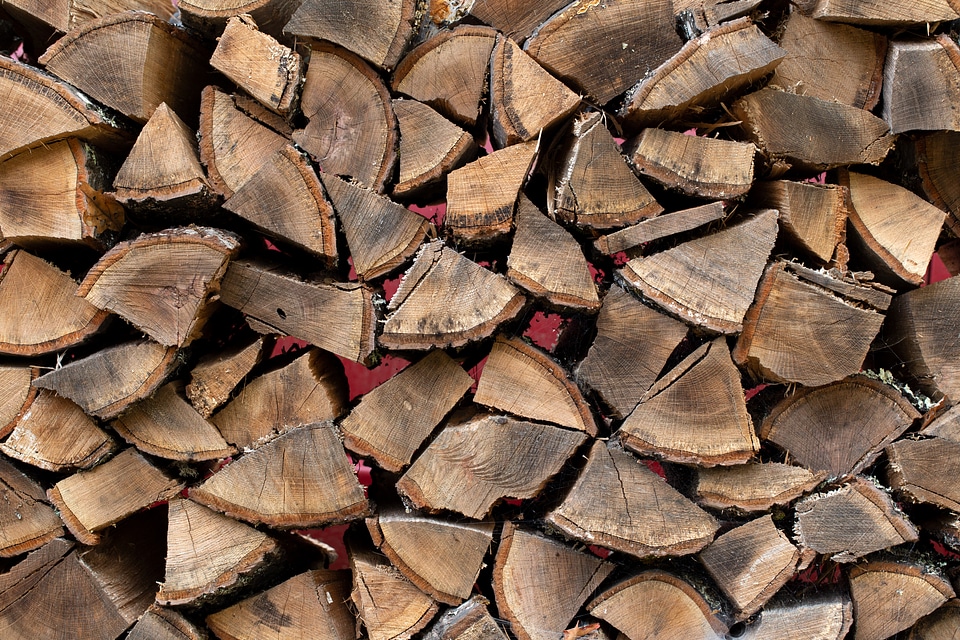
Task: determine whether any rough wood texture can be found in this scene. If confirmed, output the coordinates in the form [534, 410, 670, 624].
[392, 99, 475, 198]
[128, 605, 208, 640]
[782, 262, 893, 311]
[3, 0, 176, 33]
[178, 0, 302, 40]
[739, 593, 853, 640]
[796, 0, 959, 26]
[749, 180, 846, 265]
[693, 462, 827, 513]
[423, 596, 508, 640]
[888, 437, 960, 512]
[469, 0, 568, 42]
[915, 130, 960, 236]
[848, 561, 955, 640]
[909, 598, 960, 640]
[186, 335, 266, 418]
[594, 202, 725, 255]
[0, 365, 36, 440]
[0, 455, 64, 557]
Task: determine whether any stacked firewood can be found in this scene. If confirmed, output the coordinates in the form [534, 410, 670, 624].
[3, 0, 960, 638]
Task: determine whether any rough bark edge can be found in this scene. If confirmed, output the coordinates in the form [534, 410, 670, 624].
[505, 267, 601, 312]
[188, 487, 372, 530]
[914, 134, 960, 238]
[694, 468, 829, 512]
[393, 129, 475, 198]
[392, 24, 499, 91]
[0, 367, 40, 440]
[368, 518, 464, 606]
[47, 484, 104, 545]
[110, 419, 237, 463]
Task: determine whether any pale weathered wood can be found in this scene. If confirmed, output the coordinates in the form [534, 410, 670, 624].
[128, 605, 208, 640]
[749, 180, 847, 265]
[693, 462, 827, 513]
[848, 561, 955, 640]
[594, 202, 725, 255]
[0, 365, 36, 440]
[783, 262, 893, 311]
[0, 455, 64, 557]
[423, 596, 509, 640]
[796, 0, 959, 26]
[739, 592, 852, 640]
[186, 335, 266, 418]
[470, 0, 569, 42]
[888, 437, 960, 512]
[2, 0, 175, 34]
[392, 98, 475, 198]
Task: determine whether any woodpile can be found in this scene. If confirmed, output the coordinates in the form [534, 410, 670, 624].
[4, 0, 960, 638]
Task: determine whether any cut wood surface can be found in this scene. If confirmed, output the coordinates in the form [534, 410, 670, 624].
[2, 0, 175, 35]
[423, 595, 509, 640]
[0, 455, 63, 557]
[749, 180, 847, 265]
[915, 130, 960, 236]
[739, 593, 853, 640]
[796, 0, 959, 26]
[178, 0, 301, 40]
[594, 202, 725, 256]
[693, 462, 827, 513]
[909, 598, 960, 640]
[186, 335, 266, 418]
[127, 604, 208, 640]
[392, 98, 475, 198]
[0, 365, 36, 440]
[848, 561, 955, 640]
[883, 37, 960, 134]
[887, 437, 960, 512]
[470, 0, 568, 42]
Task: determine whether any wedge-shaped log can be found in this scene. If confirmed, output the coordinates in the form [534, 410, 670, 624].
[178, 0, 301, 40]
[128, 605, 208, 640]
[594, 202, 725, 255]
[157, 498, 280, 607]
[368, 509, 495, 605]
[621, 18, 785, 127]
[547, 111, 662, 231]
[186, 335, 266, 418]
[620, 339, 758, 466]
[33, 340, 179, 419]
[393, 99, 475, 198]
[796, 0, 959, 26]
[0, 365, 36, 439]
[750, 181, 846, 265]
[3, 0, 175, 41]
[0, 456, 63, 557]
[734, 262, 885, 386]
[618, 210, 778, 334]
[760, 376, 919, 479]
[0, 139, 124, 250]
[397, 414, 586, 519]
[494, 523, 612, 640]
[219, 260, 377, 364]
[47, 447, 184, 545]
[848, 561, 954, 640]
[191, 423, 369, 528]
[381, 241, 525, 350]
[422, 596, 508, 640]
[79, 227, 241, 348]
[739, 592, 852, 640]
[915, 131, 960, 236]
[693, 462, 827, 513]
[470, 0, 569, 41]
[294, 43, 396, 192]
[587, 571, 727, 640]
[206, 569, 355, 640]
[887, 437, 960, 512]
[38, 12, 208, 123]
[341, 350, 472, 472]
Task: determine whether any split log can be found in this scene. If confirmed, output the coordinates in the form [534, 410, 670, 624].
[794, 477, 918, 562]
[340, 350, 472, 472]
[922, 403, 960, 442]
[178, 0, 302, 41]
[0, 455, 64, 557]
[38, 11, 208, 123]
[186, 335, 266, 418]
[190, 423, 370, 528]
[692, 462, 827, 513]
[594, 202, 725, 255]
[914, 131, 960, 236]
[397, 413, 586, 519]
[1, 0, 175, 34]
[909, 599, 960, 640]
[739, 592, 853, 640]
[848, 561, 955, 640]
[759, 376, 920, 479]
[0, 365, 36, 439]
[734, 261, 885, 386]
[33, 339, 180, 420]
[293, 43, 396, 192]
[618, 210, 778, 334]
[78, 227, 241, 348]
[380, 241, 525, 350]
[128, 605, 208, 640]
[368, 509, 494, 604]
[575, 283, 688, 419]
[469, 0, 569, 42]
[783, 262, 894, 311]
[494, 522, 613, 640]
[392, 98, 475, 198]
[748, 180, 846, 265]
[219, 260, 377, 364]
[47, 447, 184, 545]
[423, 596, 509, 640]
[887, 437, 960, 512]
[795, 0, 959, 26]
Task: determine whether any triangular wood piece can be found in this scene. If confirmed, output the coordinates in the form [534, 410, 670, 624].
[887, 437, 960, 512]
[618, 210, 778, 334]
[475, 335, 597, 435]
[749, 180, 846, 265]
[619, 339, 759, 466]
[576, 284, 688, 419]
[186, 335, 266, 418]
[445, 140, 538, 243]
[397, 413, 587, 519]
[293, 43, 396, 192]
[219, 260, 377, 364]
[797, 0, 959, 26]
[493, 523, 612, 640]
[128, 605, 208, 640]
[33, 339, 180, 420]
[506, 196, 599, 311]
[157, 498, 280, 606]
[320, 173, 429, 280]
[422, 595, 508, 640]
[368, 509, 495, 605]
[341, 350, 473, 472]
[392, 98, 475, 198]
[915, 131, 960, 236]
[739, 592, 852, 640]
[392, 25, 497, 127]
[206, 569, 355, 640]
[381, 241, 525, 350]
[1, 389, 116, 472]
[594, 202, 724, 255]
[693, 462, 827, 513]
[223, 145, 338, 265]
[190, 423, 370, 528]
[922, 402, 960, 443]
[848, 561, 954, 640]
[0, 455, 63, 557]
[0, 364, 37, 439]
[760, 376, 920, 478]
[469, 0, 569, 42]
[211, 347, 348, 451]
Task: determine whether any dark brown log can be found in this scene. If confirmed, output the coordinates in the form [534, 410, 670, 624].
[392, 98, 475, 198]
[887, 437, 960, 512]
[915, 131, 960, 236]
[0, 365, 36, 439]
[739, 592, 853, 640]
[796, 0, 959, 26]
[848, 561, 955, 640]
[748, 180, 846, 265]
[692, 462, 827, 513]
[423, 595, 509, 640]
[909, 599, 960, 640]
[186, 335, 266, 418]
[469, 0, 568, 42]
[128, 605, 208, 640]
[0, 455, 64, 557]
[594, 202, 725, 255]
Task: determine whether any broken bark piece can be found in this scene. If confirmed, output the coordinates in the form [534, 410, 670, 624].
[206, 569, 355, 640]
[739, 592, 853, 640]
[219, 260, 377, 364]
[576, 284, 688, 419]
[699, 515, 801, 619]
[627, 128, 755, 199]
[475, 335, 597, 434]
[1, 390, 116, 472]
[423, 595, 508, 640]
[618, 210, 778, 334]
[33, 339, 179, 420]
[749, 180, 846, 265]
[494, 523, 613, 640]
[186, 335, 266, 418]
[547, 111, 662, 231]
[0, 365, 36, 440]
[546, 440, 718, 558]
[128, 605, 208, 640]
[368, 509, 495, 605]
[0, 455, 64, 557]
[445, 140, 538, 243]
[0, 138, 125, 250]
[619, 339, 759, 466]
[733, 88, 895, 171]
[38, 12, 208, 123]
[157, 498, 280, 607]
[293, 43, 396, 192]
[848, 561, 955, 640]
[783, 262, 893, 311]
[392, 98, 475, 198]
[794, 477, 918, 562]
[0, 249, 111, 356]
[191, 423, 369, 528]
[887, 437, 960, 512]
[78, 227, 241, 348]
[796, 0, 959, 26]
[693, 462, 827, 513]
[734, 262, 884, 386]
[915, 131, 960, 236]
[909, 599, 960, 640]
[397, 413, 586, 519]
[594, 202, 725, 255]
[587, 571, 727, 640]
[380, 241, 525, 350]
[620, 18, 785, 128]
[211, 15, 301, 116]
[47, 447, 184, 545]
[470, 0, 568, 42]
[223, 145, 338, 264]
[178, 0, 302, 40]
[341, 350, 472, 472]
